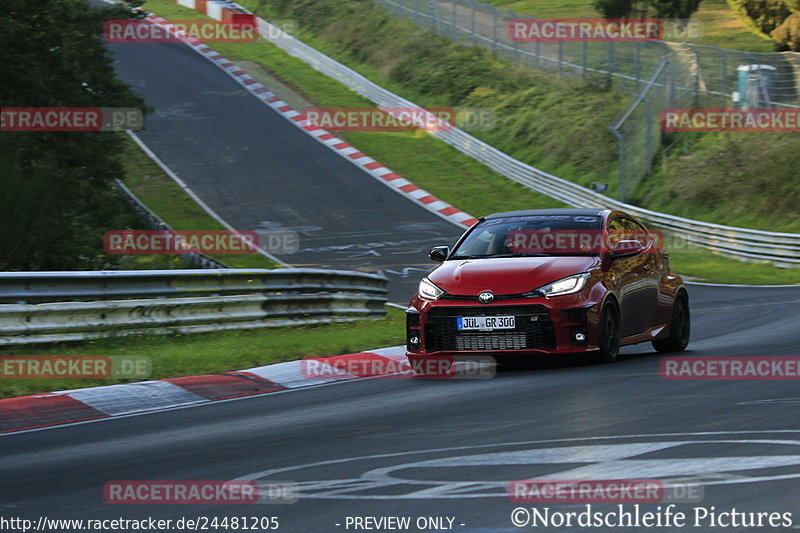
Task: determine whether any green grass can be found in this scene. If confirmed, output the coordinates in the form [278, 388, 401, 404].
[121, 134, 279, 269]
[484, 0, 776, 51]
[637, 132, 800, 234]
[669, 247, 800, 285]
[0, 308, 405, 399]
[139, 0, 799, 287]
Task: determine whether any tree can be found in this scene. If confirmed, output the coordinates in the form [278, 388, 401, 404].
[0, 0, 146, 270]
[772, 12, 800, 50]
[594, 0, 636, 18]
[727, 0, 800, 50]
[594, 0, 703, 20]
[649, 0, 703, 19]
[727, 0, 794, 49]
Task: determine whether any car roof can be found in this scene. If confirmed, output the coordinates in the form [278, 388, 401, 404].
[484, 208, 606, 219]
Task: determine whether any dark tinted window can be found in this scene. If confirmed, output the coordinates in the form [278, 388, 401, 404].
[451, 215, 603, 258]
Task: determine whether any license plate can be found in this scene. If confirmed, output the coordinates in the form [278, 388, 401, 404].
[456, 316, 516, 331]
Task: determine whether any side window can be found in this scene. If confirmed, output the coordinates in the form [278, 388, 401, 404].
[607, 218, 626, 248]
[607, 217, 649, 249]
[621, 218, 650, 247]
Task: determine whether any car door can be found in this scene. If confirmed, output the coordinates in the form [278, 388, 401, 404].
[607, 217, 659, 338]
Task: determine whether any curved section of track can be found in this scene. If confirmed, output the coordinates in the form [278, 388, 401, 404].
[110, 40, 462, 302]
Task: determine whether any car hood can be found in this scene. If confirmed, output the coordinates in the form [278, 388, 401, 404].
[429, 256, 599, 295]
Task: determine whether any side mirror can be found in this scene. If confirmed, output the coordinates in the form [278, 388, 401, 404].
[609, 239, 644, 259]
[429, 246, 450, 262]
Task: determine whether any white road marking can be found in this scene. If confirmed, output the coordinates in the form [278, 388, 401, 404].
[238, 434, 800, 499]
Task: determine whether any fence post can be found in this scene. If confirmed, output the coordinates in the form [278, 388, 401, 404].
[451, 0, 457, 42]
[608, 41, 615, 86]
[558, 41, 564, 77]
[470, 0, 476, 44]
[491, 6, 498, 53]
[634, 42, 641, 91]
[608, 126, 626, 202]
[582, 41, 588, 81]
[429, 0, 437, 33]
[643, 99, 654, 174]
[719, 47, 728, 97]
[668, 59, 677, 110]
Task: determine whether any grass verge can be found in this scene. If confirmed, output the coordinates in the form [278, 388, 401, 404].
[0, 308, 405, 399]
[120, 133, 279, 269]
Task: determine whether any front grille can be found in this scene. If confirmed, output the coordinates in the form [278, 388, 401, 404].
[424, 306, 555, 352]
[455, 332, 527, 350]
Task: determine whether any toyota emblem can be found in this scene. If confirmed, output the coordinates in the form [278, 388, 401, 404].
[477, 291, 495, 304]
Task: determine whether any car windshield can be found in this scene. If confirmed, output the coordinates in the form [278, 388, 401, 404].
[451, 215, 603, 258]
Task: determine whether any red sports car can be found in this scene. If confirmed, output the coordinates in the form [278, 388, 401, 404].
[405, 208, 689, 367]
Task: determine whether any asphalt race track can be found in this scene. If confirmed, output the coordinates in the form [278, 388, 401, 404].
[106, 38, 464, 303]
[3, 285, 800, 532]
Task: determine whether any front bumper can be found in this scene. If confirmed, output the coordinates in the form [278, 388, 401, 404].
[406, 294, 602, 358]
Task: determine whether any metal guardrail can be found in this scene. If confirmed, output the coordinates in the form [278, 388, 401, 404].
[114, 180, 228, 270]
[255, 18, 800, 266]
[0, 269, 389, 345]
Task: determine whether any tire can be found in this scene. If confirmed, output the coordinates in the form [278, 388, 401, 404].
[593, 300, 620, 364]
[652, 292, 690, 353]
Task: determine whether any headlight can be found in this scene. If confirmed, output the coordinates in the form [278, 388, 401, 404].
[419, 278, 444, 301]
[536, 273, 590, 297]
